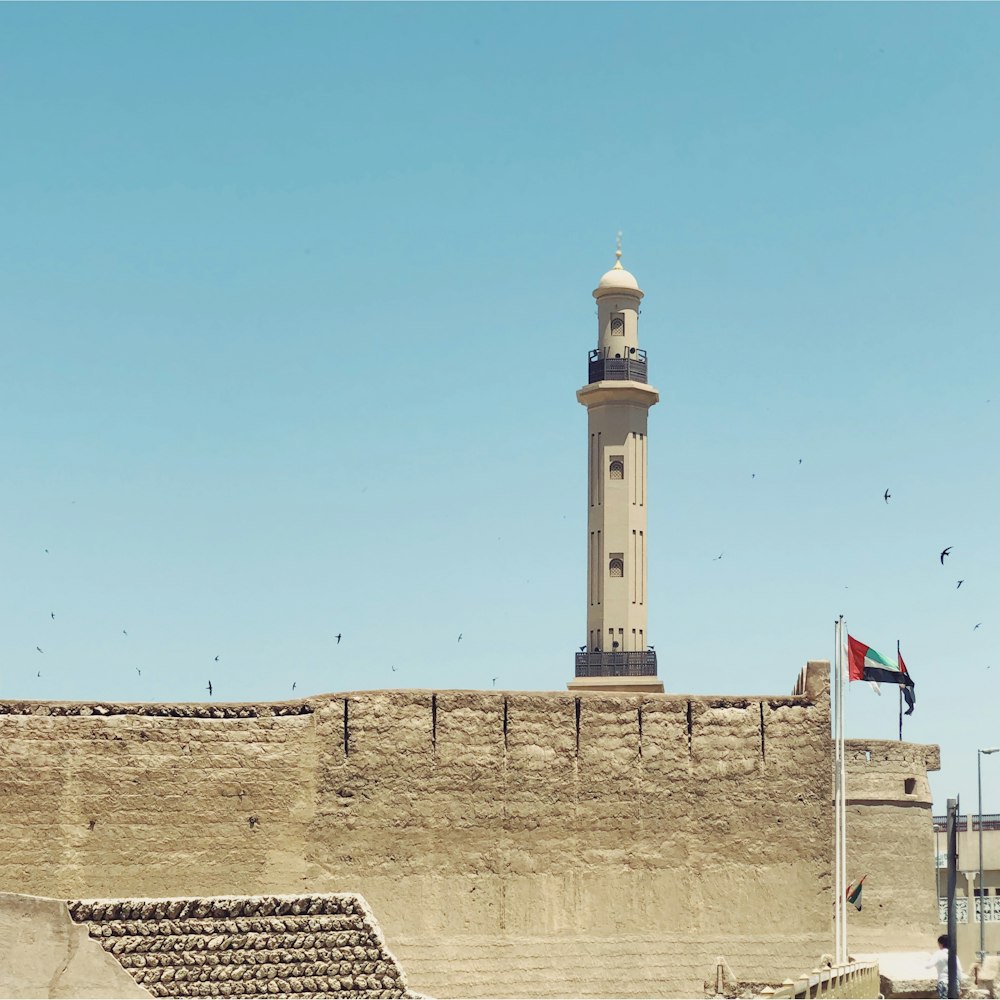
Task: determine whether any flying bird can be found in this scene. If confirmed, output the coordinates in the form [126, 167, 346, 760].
[940, 547, 952, 565]
[883, 489, 891, 504]
[798, 459, 802, 464]
[335, 634, 342, 644]
[206, 680, 213, 696]
[391, 665, 397, 672]
[37, 671, 41, 678]
[457, 634, 462, 643]
[214, 655, 219, 662]
[122, 630, 127, 636]
[135, 667, 141, 676]
[579, 645, 586, 652]
[35, 646, 43, 653]
[50, 612, 55, 620]
[957, 580, 964, 589]
[492, 677, 497, 688]
[292, 682, 296, 691]
[713, 553, 723, 561]
[975, 623, 982, 631]
[751, 473, 756, 480]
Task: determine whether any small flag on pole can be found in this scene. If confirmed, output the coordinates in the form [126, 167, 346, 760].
[897, 647, 916, 716]
[847, 874, 867, 911]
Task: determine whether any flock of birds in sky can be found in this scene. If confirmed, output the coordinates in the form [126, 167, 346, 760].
[28, 457, 988, 697]
[31, 592, 489, 698]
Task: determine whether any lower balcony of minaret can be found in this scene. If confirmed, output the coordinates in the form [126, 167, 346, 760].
[574, 649, 657, 677]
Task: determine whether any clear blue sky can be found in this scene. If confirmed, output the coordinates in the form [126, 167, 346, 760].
[1, 4, 998, 814]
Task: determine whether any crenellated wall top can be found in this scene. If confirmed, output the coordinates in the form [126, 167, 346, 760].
[0, 669, 829, 720]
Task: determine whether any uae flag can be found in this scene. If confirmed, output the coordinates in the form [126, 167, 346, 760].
[897, 647, 916, 716]
[847, 635, 916, 703]
[847, 874, 867, 911]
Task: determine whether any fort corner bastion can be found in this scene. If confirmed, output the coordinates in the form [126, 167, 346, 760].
[0, 660, 938, 998]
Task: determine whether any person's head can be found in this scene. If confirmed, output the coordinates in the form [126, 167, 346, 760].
[938, 934, 950, 950]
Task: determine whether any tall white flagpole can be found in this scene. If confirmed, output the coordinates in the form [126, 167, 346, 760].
[839, 616, 849, 964]
[834, 616, 843, 964]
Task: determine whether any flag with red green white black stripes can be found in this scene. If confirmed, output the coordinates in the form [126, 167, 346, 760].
[847, 874, 867, 911]
[847, 635, 915, 714]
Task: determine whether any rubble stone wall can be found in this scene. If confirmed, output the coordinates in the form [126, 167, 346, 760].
[0, 664, 837, 997]
[69, 893, 412, 1000]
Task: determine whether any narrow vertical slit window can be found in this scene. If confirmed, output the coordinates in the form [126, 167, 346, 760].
[639, 530, 645, 605]
[588, 532, 592, 606]
[597, 530, 602, 605]
[642, 433, 647, 507]
[631, 530, 637, 604]
[628, 431, 639, 506]
[597, 432, 603, 506]
[587, 434, 596, 507]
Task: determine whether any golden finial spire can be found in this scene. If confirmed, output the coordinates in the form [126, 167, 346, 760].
[614, 231, 623, 269]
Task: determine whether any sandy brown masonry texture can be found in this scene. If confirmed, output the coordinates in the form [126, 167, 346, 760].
[0, 667, 941, 997]
[68, 894, 413, 999]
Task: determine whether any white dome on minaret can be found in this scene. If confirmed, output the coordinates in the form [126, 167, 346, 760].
[595, 249, 642, 296]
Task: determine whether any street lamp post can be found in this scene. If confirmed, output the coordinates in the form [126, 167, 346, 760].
[977, 747, 1000, 964]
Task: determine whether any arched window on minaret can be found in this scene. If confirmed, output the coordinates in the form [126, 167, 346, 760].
[609, 458, 624, 480]
[609, 557, 624, 578]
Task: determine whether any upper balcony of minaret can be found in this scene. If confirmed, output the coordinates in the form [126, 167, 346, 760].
[587, 346, 648, 384]
[580, 247, 658, 398]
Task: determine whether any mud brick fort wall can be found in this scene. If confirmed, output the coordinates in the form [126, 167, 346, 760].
[842, 739, 941, 953]
[0, 661, 937, 998]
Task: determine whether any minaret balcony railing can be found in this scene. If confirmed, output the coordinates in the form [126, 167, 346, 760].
[575, 650, 658, 677]
[588, 348, 647, 384]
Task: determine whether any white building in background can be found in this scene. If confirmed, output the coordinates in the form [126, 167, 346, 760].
[935, 812, 1000, 965]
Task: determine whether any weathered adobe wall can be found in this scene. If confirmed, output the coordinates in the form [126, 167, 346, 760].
[0, 703, 315, 898]
[0, 891, 151, 999]
[844, 739, 941, 952]
[0, 663, 832, 999]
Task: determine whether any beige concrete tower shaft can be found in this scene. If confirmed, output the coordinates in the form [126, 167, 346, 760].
[569, 253, 661, 693]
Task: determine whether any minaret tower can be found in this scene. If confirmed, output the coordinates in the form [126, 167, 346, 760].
[569, 243, 663, 694]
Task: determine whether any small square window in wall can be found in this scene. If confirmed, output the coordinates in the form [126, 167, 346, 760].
[609, 456, 624, 480]
[609, 555, 624, 578]
[904, 777, 916, 795]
